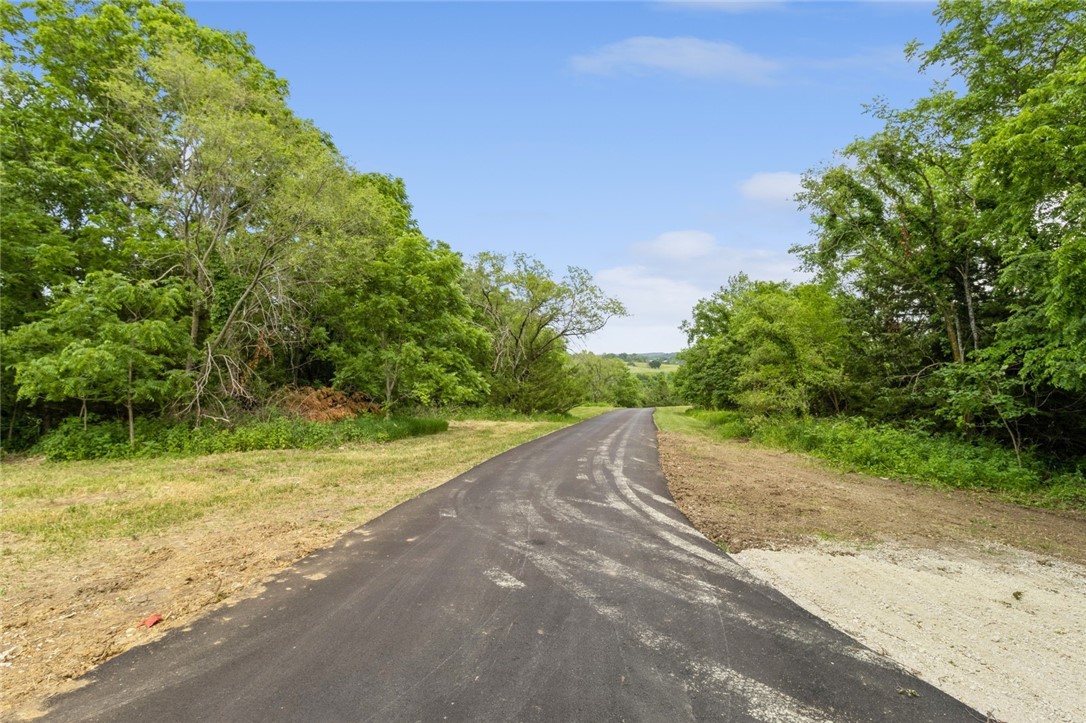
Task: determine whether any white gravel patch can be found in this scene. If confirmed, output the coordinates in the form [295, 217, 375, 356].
[734, 541, 1086, 723]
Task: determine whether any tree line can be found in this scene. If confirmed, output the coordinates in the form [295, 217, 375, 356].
[0, 0, 631, 451]
[676, 0, 1085, 465]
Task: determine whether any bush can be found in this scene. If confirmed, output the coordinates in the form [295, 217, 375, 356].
[1041, 470, 1086, 510]
[751, 416, 1042, 493]
[33, 414, 449, 461]
[36, 416, 129, 461]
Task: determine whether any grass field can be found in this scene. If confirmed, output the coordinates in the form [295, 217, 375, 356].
[627, 361, 680, 375]
[0, 406, 612, 559]
[653, 406, 698, 433]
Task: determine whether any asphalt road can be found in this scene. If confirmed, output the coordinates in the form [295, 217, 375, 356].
[43, 409, 981, 722]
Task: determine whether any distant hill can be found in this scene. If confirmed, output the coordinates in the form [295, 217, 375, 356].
[602, 352, 682, 365]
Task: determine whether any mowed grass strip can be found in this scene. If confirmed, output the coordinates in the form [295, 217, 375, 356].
[653, 406, 699, 435]
[0, 416, 591, 560]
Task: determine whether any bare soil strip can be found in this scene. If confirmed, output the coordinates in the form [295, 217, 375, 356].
[658, 430, 1086, 723]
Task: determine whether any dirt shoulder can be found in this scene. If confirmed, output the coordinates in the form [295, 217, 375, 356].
[657, 430, 1086, 723]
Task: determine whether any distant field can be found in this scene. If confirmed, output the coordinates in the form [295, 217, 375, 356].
[627, 361, 680, 375]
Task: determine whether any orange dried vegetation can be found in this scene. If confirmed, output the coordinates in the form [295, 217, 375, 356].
[276, 386, 381, 422]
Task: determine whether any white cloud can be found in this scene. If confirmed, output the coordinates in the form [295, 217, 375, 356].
[738, 171, 803, 204]
[597, 265, 707, 324]
[632, 230, 718, 260]
[570, 37, 779, 83]
[583, 266, 708, 353]
[583, 237, 806, 353]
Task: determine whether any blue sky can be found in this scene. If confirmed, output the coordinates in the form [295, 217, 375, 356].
[186, 0, 948, 353]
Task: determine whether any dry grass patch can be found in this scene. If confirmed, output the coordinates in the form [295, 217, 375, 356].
[0, 418, 569, 717]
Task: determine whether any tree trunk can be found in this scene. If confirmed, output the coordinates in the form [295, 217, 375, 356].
[942, 311, 963, 364]
[128, 361, 135, 446]
[953, 311, 965, 365]
[187, 302, 200, 373]
[6, 399, 17, 443]
[960, 262, 980, 352]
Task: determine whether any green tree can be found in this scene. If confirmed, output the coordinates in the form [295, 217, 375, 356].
[4, 272, 192, 444]
[674, 275, 752, 410]
[796, 114, 997, 368]
[322, 234, 488, 411]
[638, 373, 682, 408]
[676, 277, 854, 417]
[572, 353, 643, 407]
[104, 39, 360, 417]
[975, 56, 1086, 396]
[0, 0, 372, 430]
[730, 283, 853, 417]
[791, 1, 1086, 455]
[465, 253, 626, 413]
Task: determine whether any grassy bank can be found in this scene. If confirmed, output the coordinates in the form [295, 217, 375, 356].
[28, 414, 451, 462]
[1, 409, 611, 558]
[23, 404, 620, 463]
[654, 407, 1085, 511]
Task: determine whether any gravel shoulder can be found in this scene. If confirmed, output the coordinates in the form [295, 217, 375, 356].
[657, 429, 1086, 723]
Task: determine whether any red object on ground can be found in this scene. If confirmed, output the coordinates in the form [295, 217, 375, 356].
[139, 614, 163, 628]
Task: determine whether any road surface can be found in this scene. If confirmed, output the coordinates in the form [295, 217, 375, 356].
[43, 409, 980, 721]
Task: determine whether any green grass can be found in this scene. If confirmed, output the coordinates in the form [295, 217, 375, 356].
[653, 406, 701, 435]
[33, 414, 450, 462]
[568, 403, 618, 419]
[443, 403, 614, 424]
[628, 361, 680, 375]
[0, 416, 579, 557]
[655, 407, 1086, 511]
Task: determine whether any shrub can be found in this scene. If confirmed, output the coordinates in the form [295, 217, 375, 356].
[1041, 470, 1086, 510]
[750, 416, 1043, 493]
[34, 414, 449, 461]
[36, 416, 129, 461]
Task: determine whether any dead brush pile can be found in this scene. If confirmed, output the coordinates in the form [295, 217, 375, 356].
[276, 386, 381, 422]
